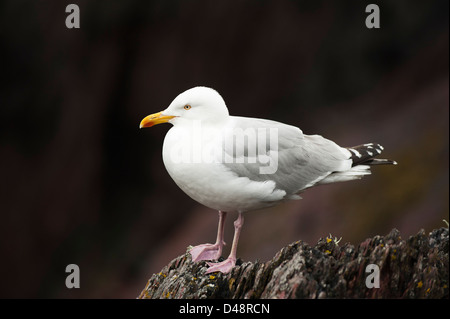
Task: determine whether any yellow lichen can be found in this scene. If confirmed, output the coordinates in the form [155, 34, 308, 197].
[229, 278, 235, 290]
[209, 275, 216, 280]
[325, 250, 331, 254]
[417, 281, 423, 288]
[326, 238, 332, 243]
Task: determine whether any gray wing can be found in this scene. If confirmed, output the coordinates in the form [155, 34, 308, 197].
[220, 116, 352, 196]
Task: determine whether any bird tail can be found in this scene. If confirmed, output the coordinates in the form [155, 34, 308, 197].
[317, 143, 396, 186]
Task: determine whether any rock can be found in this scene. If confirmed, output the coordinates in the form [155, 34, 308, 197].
[138, 227, 449, 299]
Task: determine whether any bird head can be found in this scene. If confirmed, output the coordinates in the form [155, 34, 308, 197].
[139, 87, 229, 129]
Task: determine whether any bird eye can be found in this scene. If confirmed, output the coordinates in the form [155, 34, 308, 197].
[184, 104, 191, 110]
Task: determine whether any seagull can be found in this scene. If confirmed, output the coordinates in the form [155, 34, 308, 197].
[139, 86, 396, 274]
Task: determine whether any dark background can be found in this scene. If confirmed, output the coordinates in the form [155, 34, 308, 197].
[0, 0, 448, 298]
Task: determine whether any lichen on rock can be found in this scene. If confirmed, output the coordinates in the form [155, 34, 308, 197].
[138, 227, 449, 299]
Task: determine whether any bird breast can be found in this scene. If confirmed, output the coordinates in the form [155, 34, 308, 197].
[162, 125, 286, 212]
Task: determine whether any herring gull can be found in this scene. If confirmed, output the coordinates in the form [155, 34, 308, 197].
[139, 86, 396, 274]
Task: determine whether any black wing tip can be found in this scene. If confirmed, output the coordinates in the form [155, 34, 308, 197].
[362, 158, 398, 166]
[347, 143, 397, 166]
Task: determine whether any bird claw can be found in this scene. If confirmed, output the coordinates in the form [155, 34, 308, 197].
[189, 243, 223, 262]
[205, 258, 236, 274]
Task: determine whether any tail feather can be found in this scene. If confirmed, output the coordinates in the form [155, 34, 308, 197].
[318, 165, 371, 185]
[317, 143, 396, 186]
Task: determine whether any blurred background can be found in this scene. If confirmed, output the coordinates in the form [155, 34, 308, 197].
[0, 0, 448, 298]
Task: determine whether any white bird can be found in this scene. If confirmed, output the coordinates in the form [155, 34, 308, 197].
[140, 86, 396, 274]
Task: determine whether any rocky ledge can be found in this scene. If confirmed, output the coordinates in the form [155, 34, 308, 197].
[138, 227, 449, 299]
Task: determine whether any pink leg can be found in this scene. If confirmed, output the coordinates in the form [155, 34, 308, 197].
[189, 211, 227, 262]
[206, 212, 244, 274]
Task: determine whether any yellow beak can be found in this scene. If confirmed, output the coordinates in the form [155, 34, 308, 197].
[139, 112, 176, 128]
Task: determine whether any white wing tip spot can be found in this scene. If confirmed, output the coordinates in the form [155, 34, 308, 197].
[349, 148, 362, 158]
